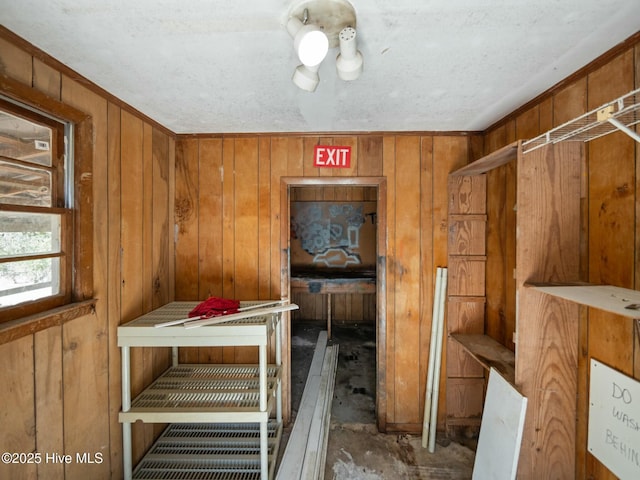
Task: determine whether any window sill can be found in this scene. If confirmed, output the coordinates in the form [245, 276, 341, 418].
[0, 299, 97, 345]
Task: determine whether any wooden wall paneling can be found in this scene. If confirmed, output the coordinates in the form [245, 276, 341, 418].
[585, 50, 636, 479]
[258, 137, 273, 300]
[448, 175, 487, 214]
[221, 138, 237, 363]
[504, 115, 529, 351]
[504, 161, 516, 351]
[234, 137, 260, 364]
[194, 138, 224, 364]
[587, 51, 635, 288]
[258, 137, 280, 363]
[33, 58, 61, 99]
[141, 123, 156, 448]
[446, 299, 485, 378]
[168, 136, 176, 302]
[175, 138, 200, 301]
[538, 97, 553, 134]
[448, 215, 486, 256]
[62, 311, 112, 480]
[303, 136, 321, 178]
[61, 76, 110, 479]
[151, 127, 172, 437]
[575, 304, 589, 480]
[469, 134, 484, 163]
[151, 128, 172, 309]
[197, 138, 224, 298]
[106, 101, 123, 477]
[380, 135, 396, 430]
[357, 135, 383, 176]
[516, 143, 582, 285]
[553, 78, 588, 125]
[446, 165, 488, 426]
[517, 291, 580, 479]
[0, 336, 36, 480]
[515, 105, 540, 140]
[485, 166, 507, 344]
[552, 77, 590, 480]
[515, 143, 582, 479]
[272, 138, 292, 422]
[433, 136, 470, 429]
[175, 139, 200, 363]
[0, 35, 32, 84]
[448, 256, 486, 297]
[445, 378, 484, 423]
[142, 124, 154, 313]
[419, 136, 434, 425]
[35, 327, 63, 479]
[232, 167, 261, 351]
[119, 109, 149, 465]
[391, 135, 422, 426]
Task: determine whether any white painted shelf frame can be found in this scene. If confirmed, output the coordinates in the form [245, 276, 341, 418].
[117, 300, 298, 480]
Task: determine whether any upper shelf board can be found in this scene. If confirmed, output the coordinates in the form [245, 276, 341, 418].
[526, 283, 640, 318]
[449, 141, 521, 177]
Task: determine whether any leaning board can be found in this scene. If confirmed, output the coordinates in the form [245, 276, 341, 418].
[473, 368, 527, 480]
[588, 358, 640, 480]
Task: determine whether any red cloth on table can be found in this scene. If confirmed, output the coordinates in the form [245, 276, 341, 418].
[188, 297, 240, 318]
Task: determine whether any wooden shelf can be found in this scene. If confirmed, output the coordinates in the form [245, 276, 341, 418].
[525, 283, 640, 318]
[450, 334, 515, 385]
[448, 140, 520, 177]
[290, 275, 376, 294]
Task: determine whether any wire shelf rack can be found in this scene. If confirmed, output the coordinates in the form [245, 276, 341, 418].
[523, 88, 640, 153]
[132, 422, 282, 480]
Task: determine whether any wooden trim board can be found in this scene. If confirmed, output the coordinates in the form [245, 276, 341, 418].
[450, 333, 515, 385]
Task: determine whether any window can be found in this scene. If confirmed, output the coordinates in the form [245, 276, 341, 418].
[0, 98, 73, 320]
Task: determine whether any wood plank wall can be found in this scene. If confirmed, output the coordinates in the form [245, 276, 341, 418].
[1, 24, 639, 480]
[483, 39, 640, 480]
[173, 134, 475, 430]
[0, 30, 175, 480]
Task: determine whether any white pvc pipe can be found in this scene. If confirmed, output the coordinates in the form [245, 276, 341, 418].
[607, 117, 640, 144]
[422, 267, 442, 448]
[428, 268, 447, 453]
[121, 346, 132, 480]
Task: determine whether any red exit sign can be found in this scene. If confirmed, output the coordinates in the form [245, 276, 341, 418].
[314, 145, 351, 168]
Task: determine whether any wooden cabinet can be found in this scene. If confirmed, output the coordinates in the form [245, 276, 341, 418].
[446, 140, 583, 478]
[118, 301, 297, 480]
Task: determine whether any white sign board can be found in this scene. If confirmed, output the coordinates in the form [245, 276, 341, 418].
[473, 368, 527, 480]
[588, 359, 640, 480]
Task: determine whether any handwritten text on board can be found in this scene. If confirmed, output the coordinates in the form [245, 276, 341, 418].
[588, 359, 640, 480]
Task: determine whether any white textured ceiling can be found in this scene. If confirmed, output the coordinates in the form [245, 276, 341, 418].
[1, 0, 639, 134]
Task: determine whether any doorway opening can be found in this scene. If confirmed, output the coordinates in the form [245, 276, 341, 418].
[280, 177, 387, 430]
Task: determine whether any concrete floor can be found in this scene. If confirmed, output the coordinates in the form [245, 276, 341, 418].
[281, 321, 476, 480]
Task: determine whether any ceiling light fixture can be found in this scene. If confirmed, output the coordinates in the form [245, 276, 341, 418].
[287, 14, 329, 67]
[285, 0, 362, 92]
[292, 63, 322, 92]
[336, 26, 363, 81]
